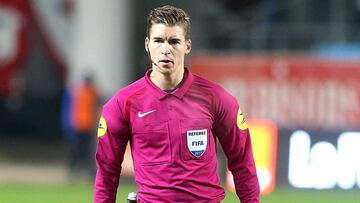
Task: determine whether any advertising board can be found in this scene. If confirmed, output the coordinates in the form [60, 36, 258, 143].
[190, 54, 360, 129]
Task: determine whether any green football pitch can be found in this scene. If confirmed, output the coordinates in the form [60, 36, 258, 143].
[0, 182, 359, 203]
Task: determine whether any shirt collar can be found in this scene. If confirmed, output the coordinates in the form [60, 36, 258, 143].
[145, 67, 194, 100]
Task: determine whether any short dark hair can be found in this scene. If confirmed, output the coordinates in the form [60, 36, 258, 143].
[147, 5, 191, 40]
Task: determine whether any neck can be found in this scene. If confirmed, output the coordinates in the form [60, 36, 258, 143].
[150, 67, 185, 91]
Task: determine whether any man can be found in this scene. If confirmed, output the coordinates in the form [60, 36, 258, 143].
[70, 74, 99, 180]
[94, 5, 260, 203]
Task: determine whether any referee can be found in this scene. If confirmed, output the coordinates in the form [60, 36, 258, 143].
[94, 5, 260, 203]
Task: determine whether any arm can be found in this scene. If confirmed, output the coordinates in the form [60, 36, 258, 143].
[213, 90, 260, 203]
[94, 96, 130, 203]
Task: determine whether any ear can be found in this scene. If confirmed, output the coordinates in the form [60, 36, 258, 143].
[185, 39, 192, 55]
[145, 37, 149, 52]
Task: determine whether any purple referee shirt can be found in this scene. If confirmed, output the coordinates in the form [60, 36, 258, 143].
[94, 68, 260, 203]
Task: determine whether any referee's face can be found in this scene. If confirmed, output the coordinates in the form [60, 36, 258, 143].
[145, 23, 191, 75]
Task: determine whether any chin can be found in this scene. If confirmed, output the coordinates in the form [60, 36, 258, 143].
[156, 64, 174, 72]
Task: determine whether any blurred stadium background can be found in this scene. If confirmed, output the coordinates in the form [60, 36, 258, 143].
[1, 0, 360, 202]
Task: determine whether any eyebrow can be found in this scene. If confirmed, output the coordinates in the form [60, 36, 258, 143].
[152, 37, 182, 42]
[152, 37, 163, 41]
[169, 38, 181, 43]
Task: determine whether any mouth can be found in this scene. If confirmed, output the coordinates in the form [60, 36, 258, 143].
[159, 59, 174, 64]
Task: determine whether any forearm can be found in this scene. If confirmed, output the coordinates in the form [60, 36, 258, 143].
[232, 166, 259, 203]
[229, 130, 260, 202]
[94, 145, 123, 203]
[94, 167, 120, 203]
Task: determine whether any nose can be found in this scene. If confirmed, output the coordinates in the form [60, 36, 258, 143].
[161, 42, 171, 55]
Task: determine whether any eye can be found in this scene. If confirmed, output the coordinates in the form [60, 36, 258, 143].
[153, 38, 163, 43]
[169, 39, 180, 45]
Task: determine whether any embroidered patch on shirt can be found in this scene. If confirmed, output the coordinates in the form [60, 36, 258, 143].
[237, 108, 249, 130]
[187, 129, 208, 158]
[97, 116, 107, 138]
